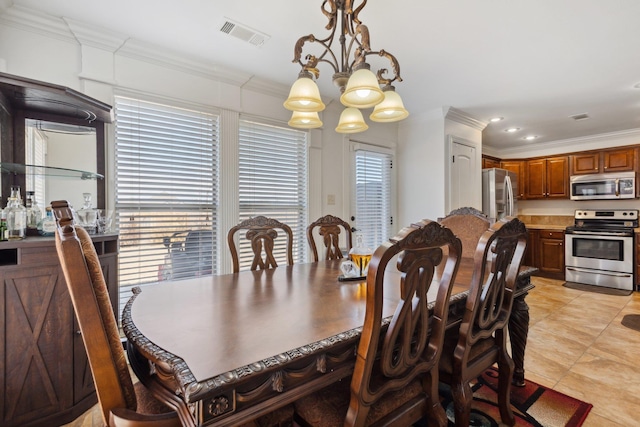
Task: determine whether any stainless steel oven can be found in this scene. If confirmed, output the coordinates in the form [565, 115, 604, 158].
[565, 209, 637, 291]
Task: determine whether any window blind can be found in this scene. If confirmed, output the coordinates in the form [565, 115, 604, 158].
[354, 149, 392, 250]
[115, 96, 219, 315]
[237, 120, 308, 270]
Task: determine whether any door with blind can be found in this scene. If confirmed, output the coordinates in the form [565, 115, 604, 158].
[352, 145, 393, 250]
[237, 120, 308, 271]
[115, 96, 219, 315]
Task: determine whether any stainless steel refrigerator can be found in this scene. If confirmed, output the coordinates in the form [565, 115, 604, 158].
[482, 168, 518, 221]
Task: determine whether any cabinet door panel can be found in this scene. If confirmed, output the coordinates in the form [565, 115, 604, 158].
[525, 159, 546, 199]
[0, 265, 73, 426]
[604, 148, 636, 172]
[571, 153, 599, 175]
[546, 157, 569, 198]
[500, 160, 525, 199]
[539, 236, 565, 278]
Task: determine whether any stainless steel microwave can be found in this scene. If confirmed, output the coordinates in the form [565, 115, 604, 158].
[570, 172, 636, 200]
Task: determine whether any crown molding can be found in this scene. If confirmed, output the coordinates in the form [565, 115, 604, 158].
[116, 38, 254, 88]
[64, 17, 128, 52]
[241, 75, 289, 99]
[444, 106, 487, 131]
[1, 5, 286, 94]
[0, 4, 75, 43]
[494, 127, 640, 158]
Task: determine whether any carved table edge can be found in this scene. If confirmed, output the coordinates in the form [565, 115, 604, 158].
[122, 286, 396, 404]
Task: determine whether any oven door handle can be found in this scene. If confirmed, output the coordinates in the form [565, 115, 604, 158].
[567, 230, 631, 237]
[566, 267, 632, 278]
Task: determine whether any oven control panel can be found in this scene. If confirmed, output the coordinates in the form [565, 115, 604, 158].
[574, 209, 638, 220]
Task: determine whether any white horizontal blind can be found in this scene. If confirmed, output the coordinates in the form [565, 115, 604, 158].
[237, 120, 307, 270]
[25, 126, 47, 209]
[355, 149, 392, 250]
[115, 96, 218, 315]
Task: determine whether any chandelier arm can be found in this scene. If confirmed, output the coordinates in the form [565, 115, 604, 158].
[365, 49, 403, 84]
[349, 0, 367, 24]
[293, 34, 341, 75]
[322, 0, 338, 31]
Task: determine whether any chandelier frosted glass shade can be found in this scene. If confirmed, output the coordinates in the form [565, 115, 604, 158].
[370, 89, 409, 122]
[335, 108, 369, 133]
[288, 111, 323, 129]
[283, 76, 326, 112]
[340, 68, 384, 108]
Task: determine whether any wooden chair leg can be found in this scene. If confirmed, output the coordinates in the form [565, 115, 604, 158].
[497, 337, 516, 426]
[424, 374, 448, 427]
[451, 381, 473, 427]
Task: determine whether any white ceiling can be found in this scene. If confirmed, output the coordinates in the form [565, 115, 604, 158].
[6, 0, 640, 152]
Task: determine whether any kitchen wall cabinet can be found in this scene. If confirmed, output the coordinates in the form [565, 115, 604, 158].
[482, 155, 501, 169]
[525, 156, 569, 199]
[526, 229, 565, 279]
[570, 146, 637, 175]
[500, 160, 526, 199]
[0, 234, 118, 427]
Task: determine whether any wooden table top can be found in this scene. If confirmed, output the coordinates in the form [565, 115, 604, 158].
[125, 259, 472, 386]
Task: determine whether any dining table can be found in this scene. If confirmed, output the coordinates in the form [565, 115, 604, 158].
[122, 258, 537, 427]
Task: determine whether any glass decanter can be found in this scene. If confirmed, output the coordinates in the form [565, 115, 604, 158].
[77, 193, 98, 233]
[349, 231, 373, 277]
[5, 186, 26, 240]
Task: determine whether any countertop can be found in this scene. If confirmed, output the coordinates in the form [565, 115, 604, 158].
[518, 215, 573, 231]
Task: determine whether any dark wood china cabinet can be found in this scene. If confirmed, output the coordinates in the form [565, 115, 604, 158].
[0, 72, 117, 427]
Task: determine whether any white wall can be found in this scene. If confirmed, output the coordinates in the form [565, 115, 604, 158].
[0, 5, 398, 269]
[397, 107, 484, 227]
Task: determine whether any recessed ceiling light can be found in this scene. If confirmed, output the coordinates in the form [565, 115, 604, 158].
[505, 127, 520, 133]
[489, 117, 503, 122]
[523, 135, 538, 140]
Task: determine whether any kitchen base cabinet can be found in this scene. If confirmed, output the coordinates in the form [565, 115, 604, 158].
[0, 234, 118, 427]
[527, 229, 565, 280]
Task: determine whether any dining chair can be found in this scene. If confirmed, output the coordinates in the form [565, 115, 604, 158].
[294, 219, 463, 427]
[438, 216, 527, 427]
[52, 201, 182, 427]
[438, 206, 491, 259]
[306, 214, 353, 262]
[228, 215, 294, 273]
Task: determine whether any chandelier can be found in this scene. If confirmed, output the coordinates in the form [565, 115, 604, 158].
[284, 0, 409, 133]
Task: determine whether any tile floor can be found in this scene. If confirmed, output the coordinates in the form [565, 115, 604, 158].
[64, 276, 640, 426]
[523, 277, 640, 427]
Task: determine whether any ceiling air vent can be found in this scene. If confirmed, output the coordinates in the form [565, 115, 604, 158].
[570, 113, 590, 121]
[219, 18, 269, 48]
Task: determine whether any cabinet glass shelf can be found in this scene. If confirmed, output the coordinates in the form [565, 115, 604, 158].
[0, 163, 103, 180]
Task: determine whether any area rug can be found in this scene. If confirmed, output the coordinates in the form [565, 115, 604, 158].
[431, 368, 593, 427]
[563, 281, 632, 296]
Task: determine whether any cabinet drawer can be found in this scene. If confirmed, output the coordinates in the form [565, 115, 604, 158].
[20, 246, 60, 264]
[539, 230, 564, 240]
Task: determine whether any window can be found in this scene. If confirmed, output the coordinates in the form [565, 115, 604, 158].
[237, 119, 308, 270]
[115, 96, 218, 314]
[353, 147, 393, 250]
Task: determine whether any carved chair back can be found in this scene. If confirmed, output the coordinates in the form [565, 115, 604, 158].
[51, 200, 179, 427]
[345, 219, 462, 426]
[439, 207, 491, 259]
[227, 215, 294, 273]
[306, 214, 353, 262]
[439, 216, 527, 427]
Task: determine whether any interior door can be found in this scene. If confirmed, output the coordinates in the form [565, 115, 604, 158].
[450, 139, 478, 211]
